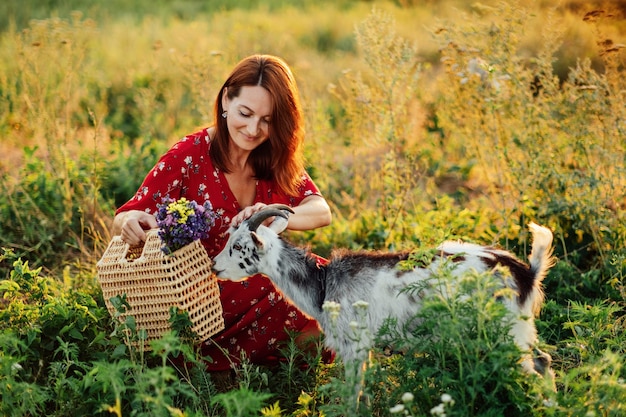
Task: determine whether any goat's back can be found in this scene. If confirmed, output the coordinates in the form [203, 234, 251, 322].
[319, 225, 554, 363]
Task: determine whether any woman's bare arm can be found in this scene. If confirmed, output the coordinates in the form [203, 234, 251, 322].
[231, 195, 331, 231]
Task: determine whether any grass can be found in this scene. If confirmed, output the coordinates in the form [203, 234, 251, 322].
[0, 0, 625, 415]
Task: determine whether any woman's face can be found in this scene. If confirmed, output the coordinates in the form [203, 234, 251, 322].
[222, 85, 273, 153]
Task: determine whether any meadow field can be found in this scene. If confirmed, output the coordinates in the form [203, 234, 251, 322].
[1, 0, 625, 415]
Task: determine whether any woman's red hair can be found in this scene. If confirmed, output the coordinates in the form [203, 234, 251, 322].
[210, 54, 306, 197]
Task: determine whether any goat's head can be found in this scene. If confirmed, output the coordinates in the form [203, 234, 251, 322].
[212, 204, 293, 280]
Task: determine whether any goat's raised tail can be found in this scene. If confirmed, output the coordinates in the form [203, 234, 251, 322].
[527, 223, 556, 315]
[528, 223, 555, 282]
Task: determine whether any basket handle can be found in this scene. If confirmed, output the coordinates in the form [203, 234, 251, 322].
[119, 229, 160, 262]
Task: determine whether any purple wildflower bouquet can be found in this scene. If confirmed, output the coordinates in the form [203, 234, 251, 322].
[155, 197, 217, 255]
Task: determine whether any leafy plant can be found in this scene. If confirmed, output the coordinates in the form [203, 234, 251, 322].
[0, 1, 625, 415]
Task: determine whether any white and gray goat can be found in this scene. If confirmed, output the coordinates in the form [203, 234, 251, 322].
[212, 205, 555, 380]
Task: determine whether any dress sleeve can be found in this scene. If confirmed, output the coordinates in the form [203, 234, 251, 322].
[296, 171, 323, 202]
[257, 171, 323, 208]
[115, 130, 211, 215]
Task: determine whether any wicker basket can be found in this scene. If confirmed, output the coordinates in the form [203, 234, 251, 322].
[97, 229, 224, 347]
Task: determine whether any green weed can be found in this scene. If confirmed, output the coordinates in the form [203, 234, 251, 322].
[0, 0, 625, 415]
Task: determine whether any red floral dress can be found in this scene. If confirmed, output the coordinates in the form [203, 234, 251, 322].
[116, 128, 324, 371]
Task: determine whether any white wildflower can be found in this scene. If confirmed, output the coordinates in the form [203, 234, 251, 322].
[401, 392, 414, 403]
[349, 321, 359, 331]
[441, 393, 454, 405]
[430, 403, 445, 416]
[322, 301, 342, 323]
[543, 398, 557, 408]
[322, 301, 341, 312]
[389, 404, 405, 414]
[352, 300, 369, 309]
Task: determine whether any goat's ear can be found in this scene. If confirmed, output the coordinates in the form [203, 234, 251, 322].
[251, 231, 265, 250]
[267, 215, 289, 234]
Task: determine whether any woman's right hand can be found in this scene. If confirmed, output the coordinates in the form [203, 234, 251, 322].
[112, 210, 158, 245]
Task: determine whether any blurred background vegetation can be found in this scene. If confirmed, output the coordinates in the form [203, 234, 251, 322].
[1, 0, 623, 272]
[0, 0, 625, 415]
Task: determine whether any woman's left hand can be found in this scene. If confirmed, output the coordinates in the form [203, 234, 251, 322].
[231, 202, 269, 227]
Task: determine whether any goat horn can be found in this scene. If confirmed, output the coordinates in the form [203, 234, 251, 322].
[246, 204, 294, 232]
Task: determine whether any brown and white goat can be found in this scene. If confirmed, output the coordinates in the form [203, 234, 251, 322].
[212, 205, 555, 380]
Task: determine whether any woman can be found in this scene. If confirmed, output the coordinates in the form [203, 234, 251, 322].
[112, 54, 332, 371]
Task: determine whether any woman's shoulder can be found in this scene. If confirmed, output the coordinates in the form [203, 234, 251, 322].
[156, 126, 214, 170]
[173, 127, 212, 150]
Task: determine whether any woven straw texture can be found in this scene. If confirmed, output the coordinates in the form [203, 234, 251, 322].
[97, 230, 224, 346]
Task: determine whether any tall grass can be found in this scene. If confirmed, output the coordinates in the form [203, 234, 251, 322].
[0, 0, 625, 415]
[432, 3, 625, 261]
